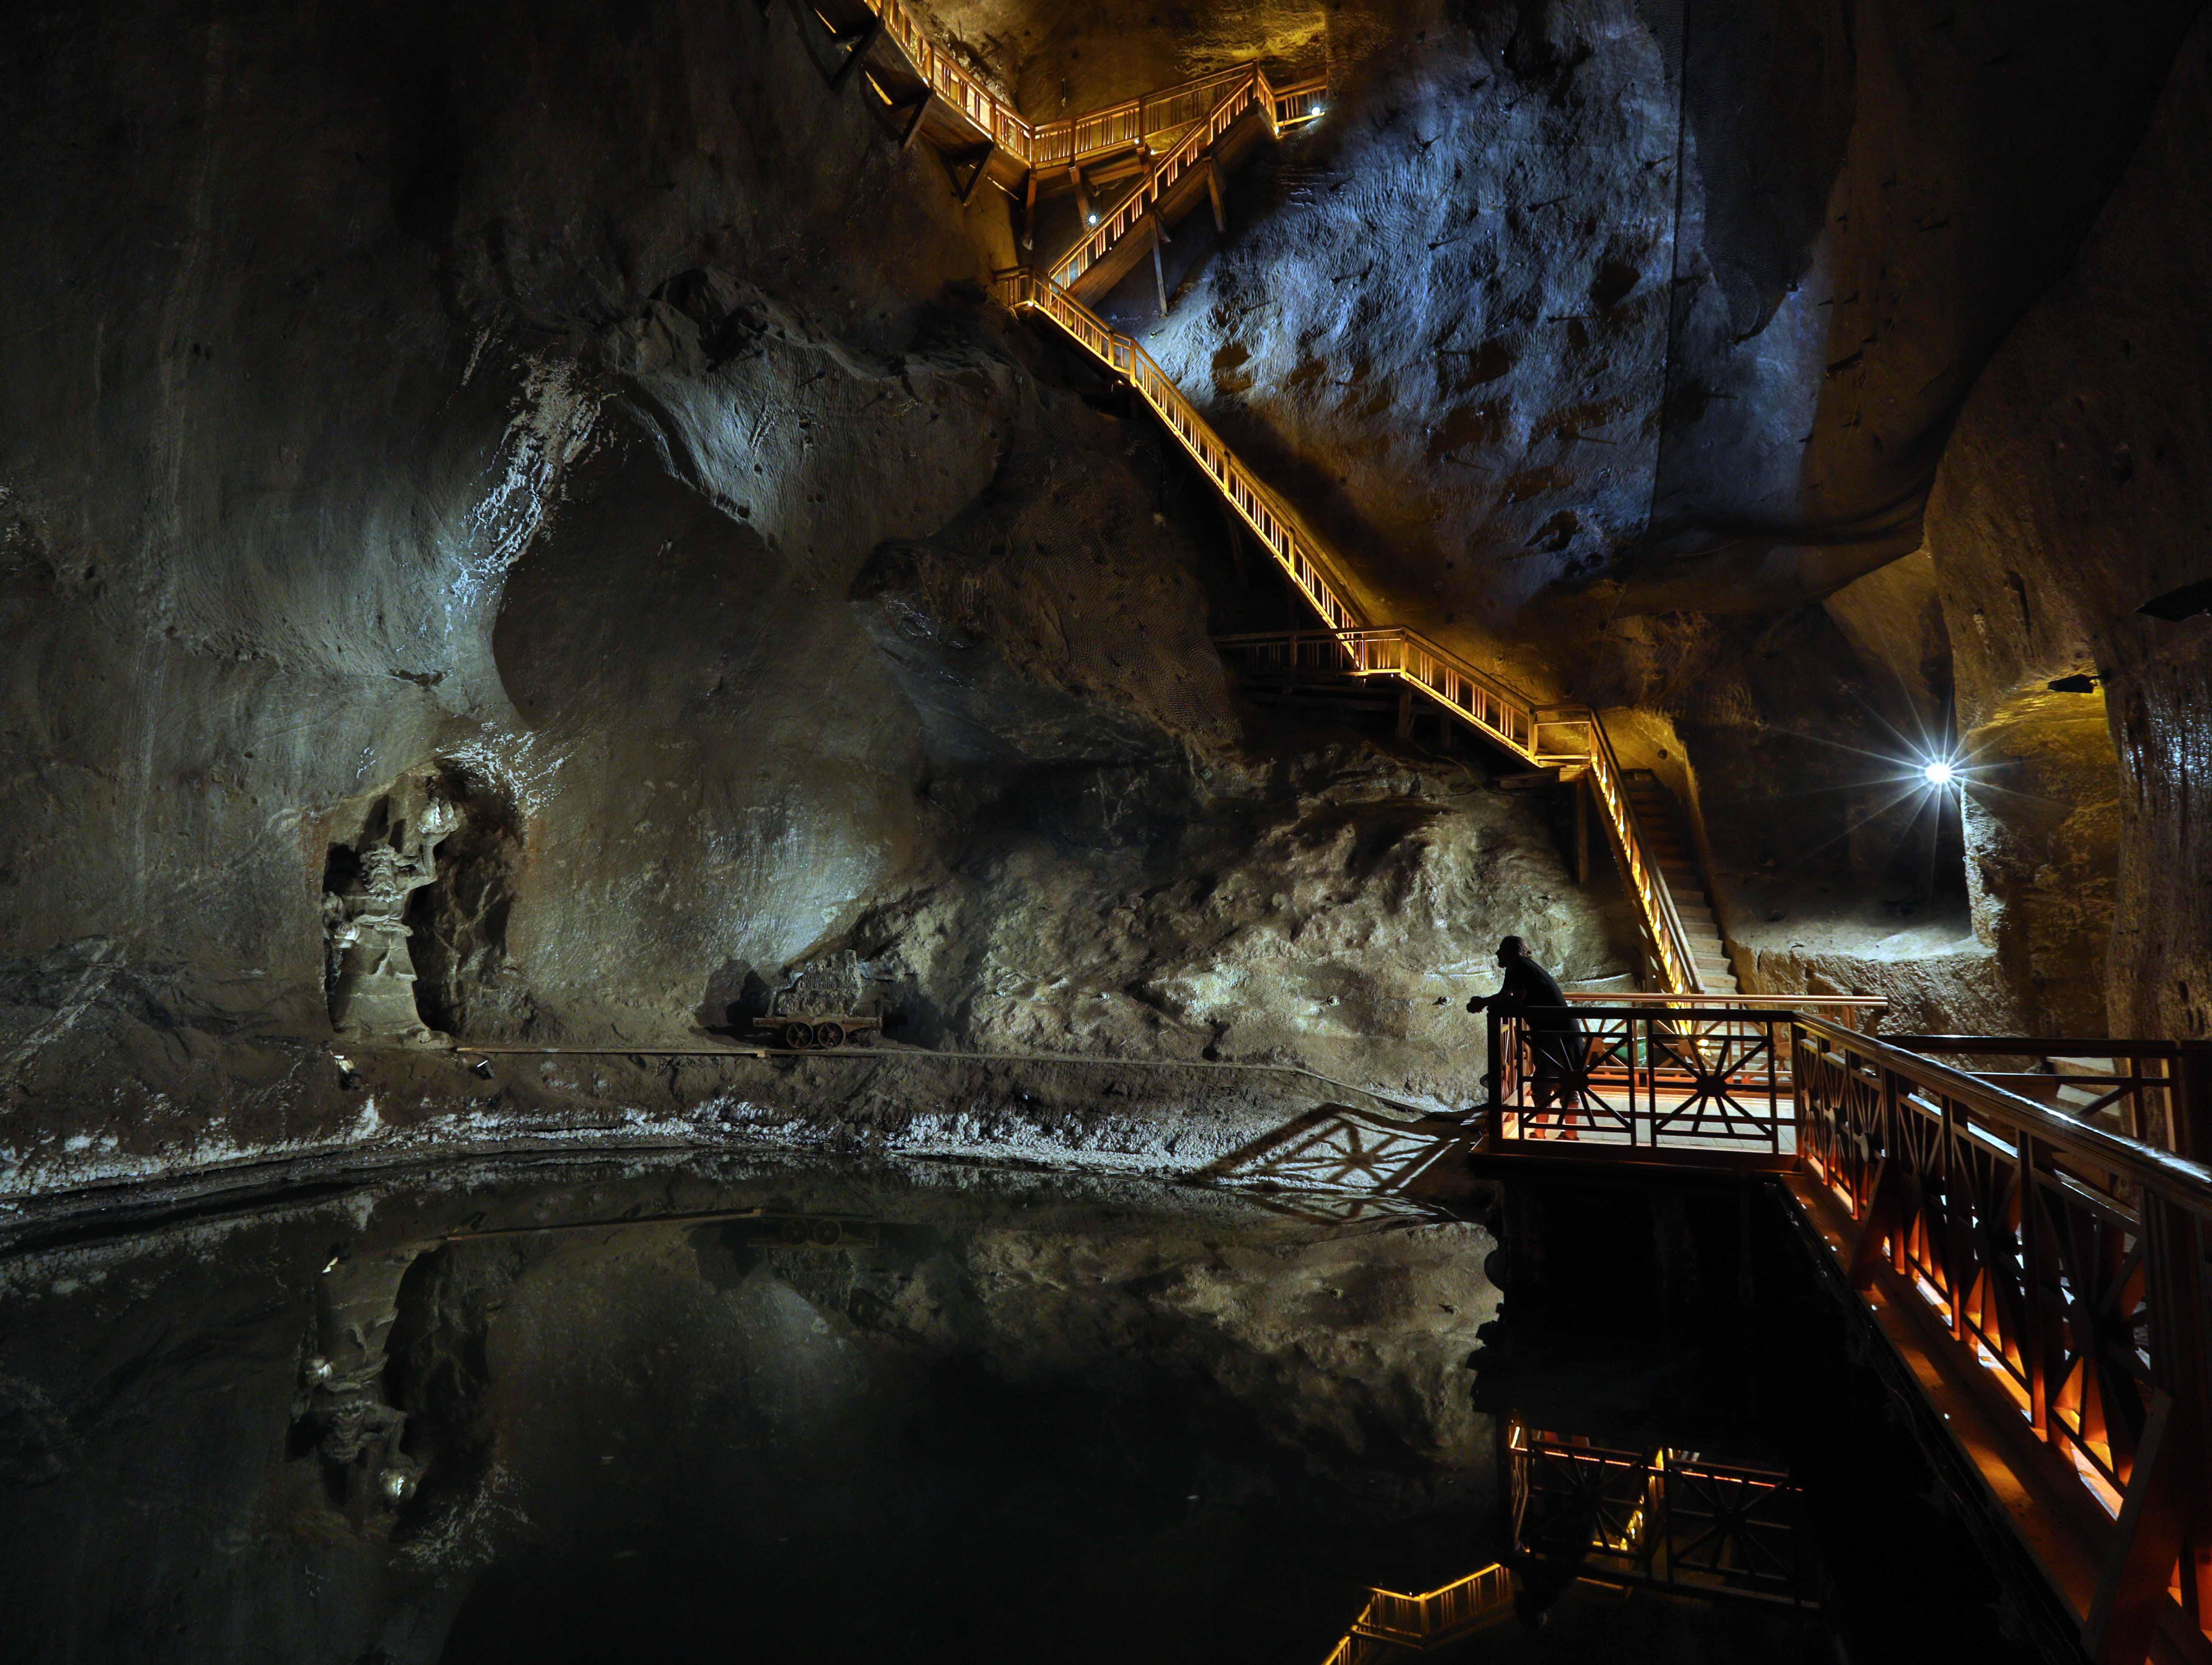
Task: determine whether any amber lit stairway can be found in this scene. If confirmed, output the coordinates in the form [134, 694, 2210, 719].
[772, 0, 1734, 997]
[1625, 772, 1740, 995]
[993, 266, 1720, 997]
[782, 0, 1323, 309]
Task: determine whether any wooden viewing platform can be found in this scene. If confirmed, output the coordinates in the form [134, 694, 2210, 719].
[1482, 1005, 2212, 1665]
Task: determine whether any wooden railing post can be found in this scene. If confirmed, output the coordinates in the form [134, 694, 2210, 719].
[2178, 1040, 2212, 1166]
[1486, 1006, 1504, 1149]
[2143, 1196, 2212, 1628]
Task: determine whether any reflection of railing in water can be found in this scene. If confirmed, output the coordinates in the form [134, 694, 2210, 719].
[1507, 1420, 1822, 1609]
[1315, 1420, 1817, 1663]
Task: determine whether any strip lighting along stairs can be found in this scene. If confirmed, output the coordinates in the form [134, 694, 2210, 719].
[993, 279, 1711, 996]
[774, 0, 1724, 998]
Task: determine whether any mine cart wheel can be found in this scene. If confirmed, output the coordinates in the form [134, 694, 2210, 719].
[782, 1020, 816, 1049]
[814, 1021, 846, 1049]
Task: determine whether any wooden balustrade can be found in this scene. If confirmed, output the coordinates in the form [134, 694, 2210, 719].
[1792, 1019, 2212, 1664]
[854, 0, 1321, 185]
[1028, 65, 1260, 167]
[1047, 69, 1262, 288]
[1567, 991, 1890, 1029]
[1484, 1006, 1801, 1168]
[1883, 1035, 2212, 1164]
[1477, 1007, 2212, 1660]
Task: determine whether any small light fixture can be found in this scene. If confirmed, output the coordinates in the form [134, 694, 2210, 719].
[1087, 211, 1099, 225]
[1922, 760, 1955, 787]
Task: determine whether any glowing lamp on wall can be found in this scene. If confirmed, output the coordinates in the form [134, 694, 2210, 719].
[1922, 760, 1955, 787]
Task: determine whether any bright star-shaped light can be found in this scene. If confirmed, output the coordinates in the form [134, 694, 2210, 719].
[1923, 760, 1955, 787]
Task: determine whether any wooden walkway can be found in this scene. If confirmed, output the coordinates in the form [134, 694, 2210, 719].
[1480, 1005, 2212, 1665]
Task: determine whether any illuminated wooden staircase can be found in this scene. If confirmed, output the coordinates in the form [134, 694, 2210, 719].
[989, 266, 1717, 996]
[1036, 65, 1324, 308]
[1624, 774, 1740, 995]
[785, 0, 1322, 308]
[780, 0, 1726, 998]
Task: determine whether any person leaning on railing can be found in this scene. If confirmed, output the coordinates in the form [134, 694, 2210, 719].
[1467, 936, 1586, 1115]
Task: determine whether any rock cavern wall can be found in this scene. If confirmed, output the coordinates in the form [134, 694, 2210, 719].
[2, 0, 2206, 1186]
[962, 0, 2204, 1037]
[1921, 8, 2212, 1043]
[0, 0, 1635, 1183]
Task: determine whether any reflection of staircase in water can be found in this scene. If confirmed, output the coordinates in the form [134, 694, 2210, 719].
[1320, 1563, 1515, 1663]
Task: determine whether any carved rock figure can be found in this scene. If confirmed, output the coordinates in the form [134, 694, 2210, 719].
[324, 789, 458, 1045]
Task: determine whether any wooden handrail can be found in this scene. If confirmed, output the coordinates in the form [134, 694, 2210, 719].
[1047, 68, 1266, 288]
[1028, 65, 1255, 168]
[1795, 1016, 2212, 1200]
[1567, 992, 1888, 1007]
[1790, 1014, 2212, 1663]
[855, 0, 1320, 179]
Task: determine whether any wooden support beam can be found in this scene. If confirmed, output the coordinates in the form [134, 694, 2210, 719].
[1150, 224, 1169, 317]
[1206, 158, 1228, 233]
[1847, 1155, 1907, 1290]
[898, 94, 931, 151]
[829, 16, 881, 90]
[1397, 689, 1415, 741]
[1072, 164, 1094, 228]
[1021, 169, 1038, 250]
[959, 142, 997, 206]
[2084, 1391, 2192, 1665]
[1574, 779, 1589, 884]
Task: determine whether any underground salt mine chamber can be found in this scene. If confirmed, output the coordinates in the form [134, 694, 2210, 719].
[2, 2, 2209, 1662]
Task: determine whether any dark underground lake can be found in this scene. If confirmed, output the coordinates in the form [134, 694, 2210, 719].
[0, 1154, 2063, 1665]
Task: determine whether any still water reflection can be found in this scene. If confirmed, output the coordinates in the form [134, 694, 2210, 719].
[0, 1152, 2014, 1663]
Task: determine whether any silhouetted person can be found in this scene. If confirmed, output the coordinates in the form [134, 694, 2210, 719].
[1467, 936, 1584, 1119]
